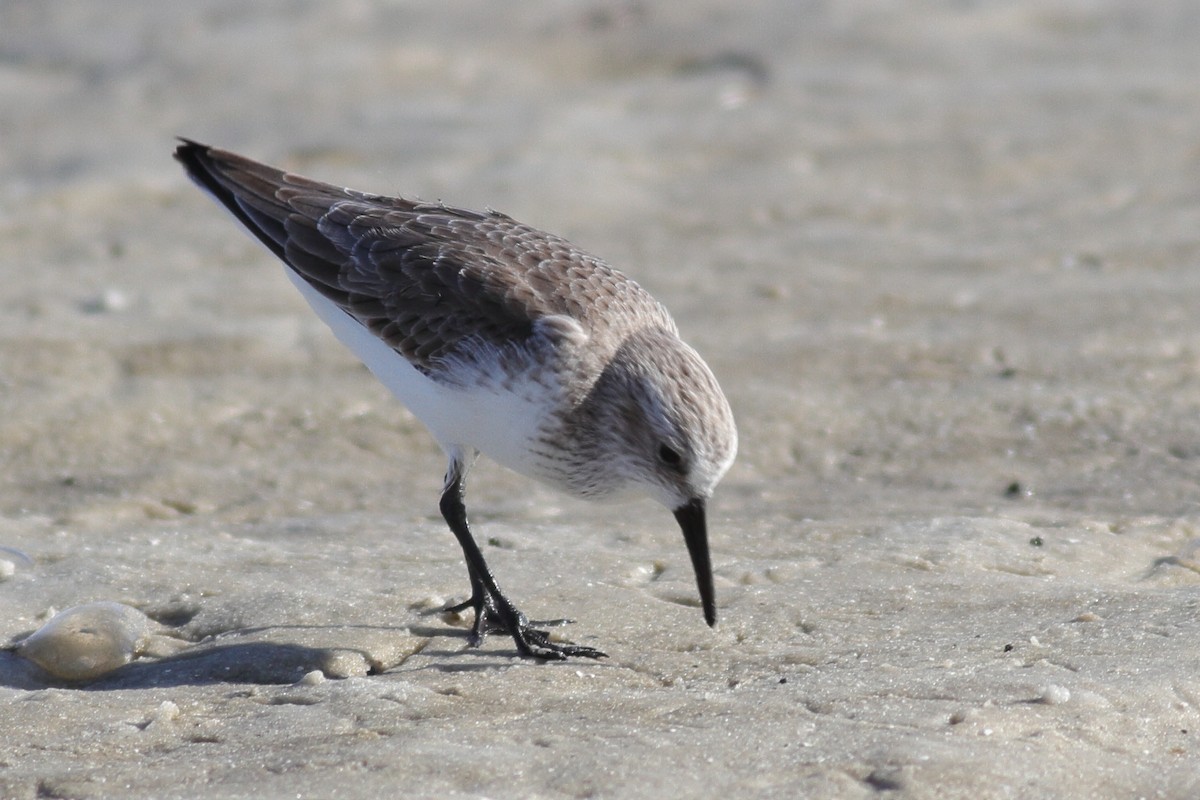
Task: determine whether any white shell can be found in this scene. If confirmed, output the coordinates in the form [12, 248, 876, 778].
[16, 602, 158, 682]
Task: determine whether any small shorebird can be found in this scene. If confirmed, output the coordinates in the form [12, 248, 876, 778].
[174, 141, 737, 659]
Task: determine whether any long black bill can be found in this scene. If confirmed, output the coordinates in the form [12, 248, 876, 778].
[673, 497, 717, 627]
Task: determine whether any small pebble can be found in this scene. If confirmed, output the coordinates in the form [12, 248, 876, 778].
[297, 669, 327, 686]
[0, 547, 32, 580]
[322, 650, 369, 679]
[80, 288, 130, 314]
[409, 595, 446, 612]
[146, 700, 181, 729]
[1039, 684, 1071, 705]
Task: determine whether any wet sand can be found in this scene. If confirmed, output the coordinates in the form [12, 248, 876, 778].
[3, 2, 1200, 797]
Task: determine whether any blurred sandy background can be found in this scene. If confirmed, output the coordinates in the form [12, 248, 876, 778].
[3, 1, 1200, 797]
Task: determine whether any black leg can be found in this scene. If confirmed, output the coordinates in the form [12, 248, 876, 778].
[442, 574, 572, 647]
[437, 459, 606, 660]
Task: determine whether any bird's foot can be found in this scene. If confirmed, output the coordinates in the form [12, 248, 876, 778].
[442, 594, 605, 660]
[510, 618, 608, 660]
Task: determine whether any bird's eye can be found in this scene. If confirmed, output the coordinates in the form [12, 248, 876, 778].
[658, 443, 682, 466]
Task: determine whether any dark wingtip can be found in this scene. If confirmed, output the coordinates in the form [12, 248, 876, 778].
[172, 137, 209, 166]
[170, 139, 293, 265]
[172, 138, 222, 195]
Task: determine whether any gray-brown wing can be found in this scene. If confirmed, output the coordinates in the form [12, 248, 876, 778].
[174, 140, 671, 371]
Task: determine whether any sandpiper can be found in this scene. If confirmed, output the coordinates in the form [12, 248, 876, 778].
[174, 141, 737, 659]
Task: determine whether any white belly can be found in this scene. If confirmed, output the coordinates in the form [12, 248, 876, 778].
[285, 270, 551, 479]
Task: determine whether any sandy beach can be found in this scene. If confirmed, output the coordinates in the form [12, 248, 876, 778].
[3, 1, 1200, 797]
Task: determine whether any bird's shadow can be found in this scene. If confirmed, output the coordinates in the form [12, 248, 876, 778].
[0, 623, 472, 691]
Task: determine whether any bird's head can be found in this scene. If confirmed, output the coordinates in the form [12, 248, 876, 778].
[585, 327, 737, 626]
